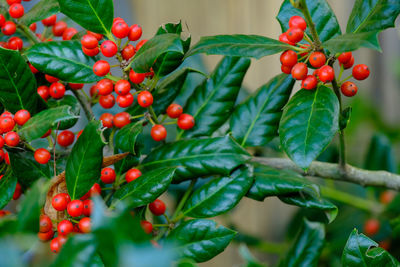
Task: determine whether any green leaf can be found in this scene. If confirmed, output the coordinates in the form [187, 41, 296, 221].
[176, 258, 199, 267]
[25, 41, 101, 83]
[52, 234, 99, 267]
[247, 165, 337, 223]
[364, 134, 397, 172]
[277, 0, 341, 42]
[279, 86, 339, 170]
[279, 219, 325, 267]
[58, 0, 114, 35]
[183, 166, 253, 218]
[230, 74, 294, 147]
[8, 149, 51, 189]
[186, 35, 291, 59]
[0, 171, 17, 210]
[114, 121, 143, 154]
[112, 167, 176, 209]
[168, 219, 236, 262]
[19, 105, 79, 142]
[342, 229, 400, 267]
[141, 136, 250, 183]
[0, 47, 41, 114]
[17, 179, 48, 233]
[323, 32, 381, 54]
[20, 0, 60, 26]
[47, 95, 81, 130]
[66, 120, 105, 199]
[346, 0, 400, 33]
[130, 34, 184, 73]
[181, 56, 250, 138]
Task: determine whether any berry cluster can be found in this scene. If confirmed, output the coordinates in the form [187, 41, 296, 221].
[279, 16, 370, 96]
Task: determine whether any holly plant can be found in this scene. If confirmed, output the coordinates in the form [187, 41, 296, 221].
[0, 0, 400, 266]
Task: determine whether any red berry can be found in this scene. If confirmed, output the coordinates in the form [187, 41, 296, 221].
[128, 24, 142, 41]
[364, 218, 380, 236]
[51, 193, 70, 211]
[34, 148, 51, 164]
[101, 40, 118, 57]
[9, 3, 24, 19]
[89, 183, 101, 196]
[0, 14, 5, 28]
[14, 110, 30, 126]
[28, 63, 38, 74]
[177, 114, 195, 130]
[45, 74, 59, 83]
[116, 93, 134, 108]
[81, 34, 98, 49]
[137, 91, 153, 108]
[37, 85, 50, 100]
[42, 15, 57, 26]
[125, 168, 141, 183]
[0, 149, 4, 162]
[289, 16, 307, 31]
[62, 27, 78, 40]
[380, 191, 395, 205]
[28, 22, 37, 32]
[83, 199, 93, 216]
[318, 65, 335, 83]
[129, 69, 146, 84]
[87, 31, 103, 41]
[99, 113, 114, 128]
[39, 214, 53, 233]
[140, 220, 153, 234]
[122, 44, 135, 60]
[57, 220, 73, 236]
[352, 64, 370, 80]
[6, 0, 22, 4]
[0, 136, 4, 148]
[93, 60, 110, 76]
[68, 83, 84, 90]
[112, 21, 130, 39]
[67, 200, 83, 217]
[114, 80, 131, 95]
[57, 130, 75, 147]
[0, 117, 15, 132]
[341, 55, 354, 69]
[166, 104, 183, 118]
[12, 183, 21, 200]
[113, 112, 131, 128]
[7, 36, 23, 50]
[5, 131, 19, 147]
[286, 27, 304, 43]
[338, 52, 352, 64]
[2, 21, 16, 35]
[78, 217, 91, 233]
[151, 125, 167, 141]
[149, 199, 166, 216]
[280, 50, 297, 67]
[341, 81, 358, 97]
[99, 94, 115, 109]
[291, 62, 308, 80]
[309, 52, 326, 68]
[52, 21, 67, 37]
[301, 75, 318, 90]
[279, 33, 295, 46]
[136, 39, 147, 51]
[50, 237, 61, 253]
[281, 65, 292, 74]
[49, 82, 66, 99]
[101, 167, 116, 184]
[82, 46, 100, 57]
[4, 153, 10, 165]
[97, 79, 114, 96]
[38, 229, 54, 242]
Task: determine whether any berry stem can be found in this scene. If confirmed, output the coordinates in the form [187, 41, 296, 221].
[17, 23, 40, 44]
[108, 128, 117, 151]
[303, 32, 313, 44]
[298, 0, 322, 50]
[71, 89, 95, 121]
[148, 106, 159, 124]
[105, 74, 120, 82]
[172, 179, 197, 222]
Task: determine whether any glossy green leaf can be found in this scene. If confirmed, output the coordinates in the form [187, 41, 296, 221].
[364, 134, 397, 173]
[183, 166, 253, 218]
[181, 57, 250, 138]
[142, 136, 250, 183]
[112, 167, 176, 209]
[47, 95, 81, 130]
[58, 0, 114, 35]
[52, 234, 98, 267]
[176, 258, 199, 267]
[247, 165, 337, 223]
[114, 121, 143, 154]
[168, 219, 236, 262]
[0, 47, 41, 114]
[8, 149, 51, 189]
[17, 179, 48, 233]
[279, 86, 340, 170]
[0, 171, 17, 210]
[25, 41, 100, 83]
[323, 32, 381, 54]
[66, 121, 105, 199]
[279, 219, 325, 267]
[186, 34, 291, 59]
[230, 74, 294, 147]
[342, 229, 400, 266]
[346, 0, 400, 33]
[19, 105, 79, 142]
[130, 34, 184, 73]
[20, 0, 60, 26]
[277, 0, 341, 42]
